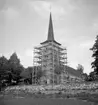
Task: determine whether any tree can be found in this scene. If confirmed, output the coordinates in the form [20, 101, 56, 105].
[81, 73, 88, 81]
[54, 65, 63, 75]
[8, 52, 24, 85]
[90, 35, 98, 74]
[33, 66, 43, 84]
[0, 52, 24, 88]
[0, 56, 8, 81]
[0, 56, 10, 90]
[89, 71, 98, 81]
[20, 66, 43, 84]
[20, 67, 33, 84]
[76, 64, 84, 74]
[26, 67, 32, 84]
[0, 56, 8, 74]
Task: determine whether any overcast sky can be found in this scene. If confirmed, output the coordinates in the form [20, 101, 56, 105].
[0, 0, 98, 74]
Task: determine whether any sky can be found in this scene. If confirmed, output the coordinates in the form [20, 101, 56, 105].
[0, 0, 98, 74]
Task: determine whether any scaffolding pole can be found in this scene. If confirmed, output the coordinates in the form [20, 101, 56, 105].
[33, 42, 67, 85]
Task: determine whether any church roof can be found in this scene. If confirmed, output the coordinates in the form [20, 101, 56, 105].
[40, 13, 61, 45]
[66, 66, 82, 78]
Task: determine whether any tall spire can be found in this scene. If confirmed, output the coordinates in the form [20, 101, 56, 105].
[40, 12, 61, 45]
[47, 12, 54, 41]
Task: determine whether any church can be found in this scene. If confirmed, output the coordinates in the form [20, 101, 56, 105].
[33, 12, 82, 85]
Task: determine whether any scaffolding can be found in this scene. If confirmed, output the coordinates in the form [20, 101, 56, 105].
[33, 41, 67, 85]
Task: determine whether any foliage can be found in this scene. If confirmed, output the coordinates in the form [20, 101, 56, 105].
[0, 52, 24, 90]
[76, 64, 84, 74]
[32, 66, 43, 84]
[54, 65, 63, 75]
[90, 35, 98, 74]
[8, 52, 24, 84]
[89, 71, 98, 81]
[20, 67, 33, 84]
[20, 66, 43, 84]
[81, 73, 88, 81]
[88, 35, 98, 81]
[0, 56, 9, 89]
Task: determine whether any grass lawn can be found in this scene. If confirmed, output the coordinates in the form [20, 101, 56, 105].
[0, 91, 97, 105]
[1, 83, 98, 105]
[0, 97, 93, 105]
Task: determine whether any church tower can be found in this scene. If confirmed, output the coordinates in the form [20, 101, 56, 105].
[33, 13, 67, 85]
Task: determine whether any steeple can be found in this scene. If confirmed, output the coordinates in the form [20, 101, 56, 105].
[40, 12, 61, 45]
[47, 12, 54, 41]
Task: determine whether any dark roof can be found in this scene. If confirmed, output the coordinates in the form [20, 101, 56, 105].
[40, 40, 61, 45]
[65, 66, 82, 78]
